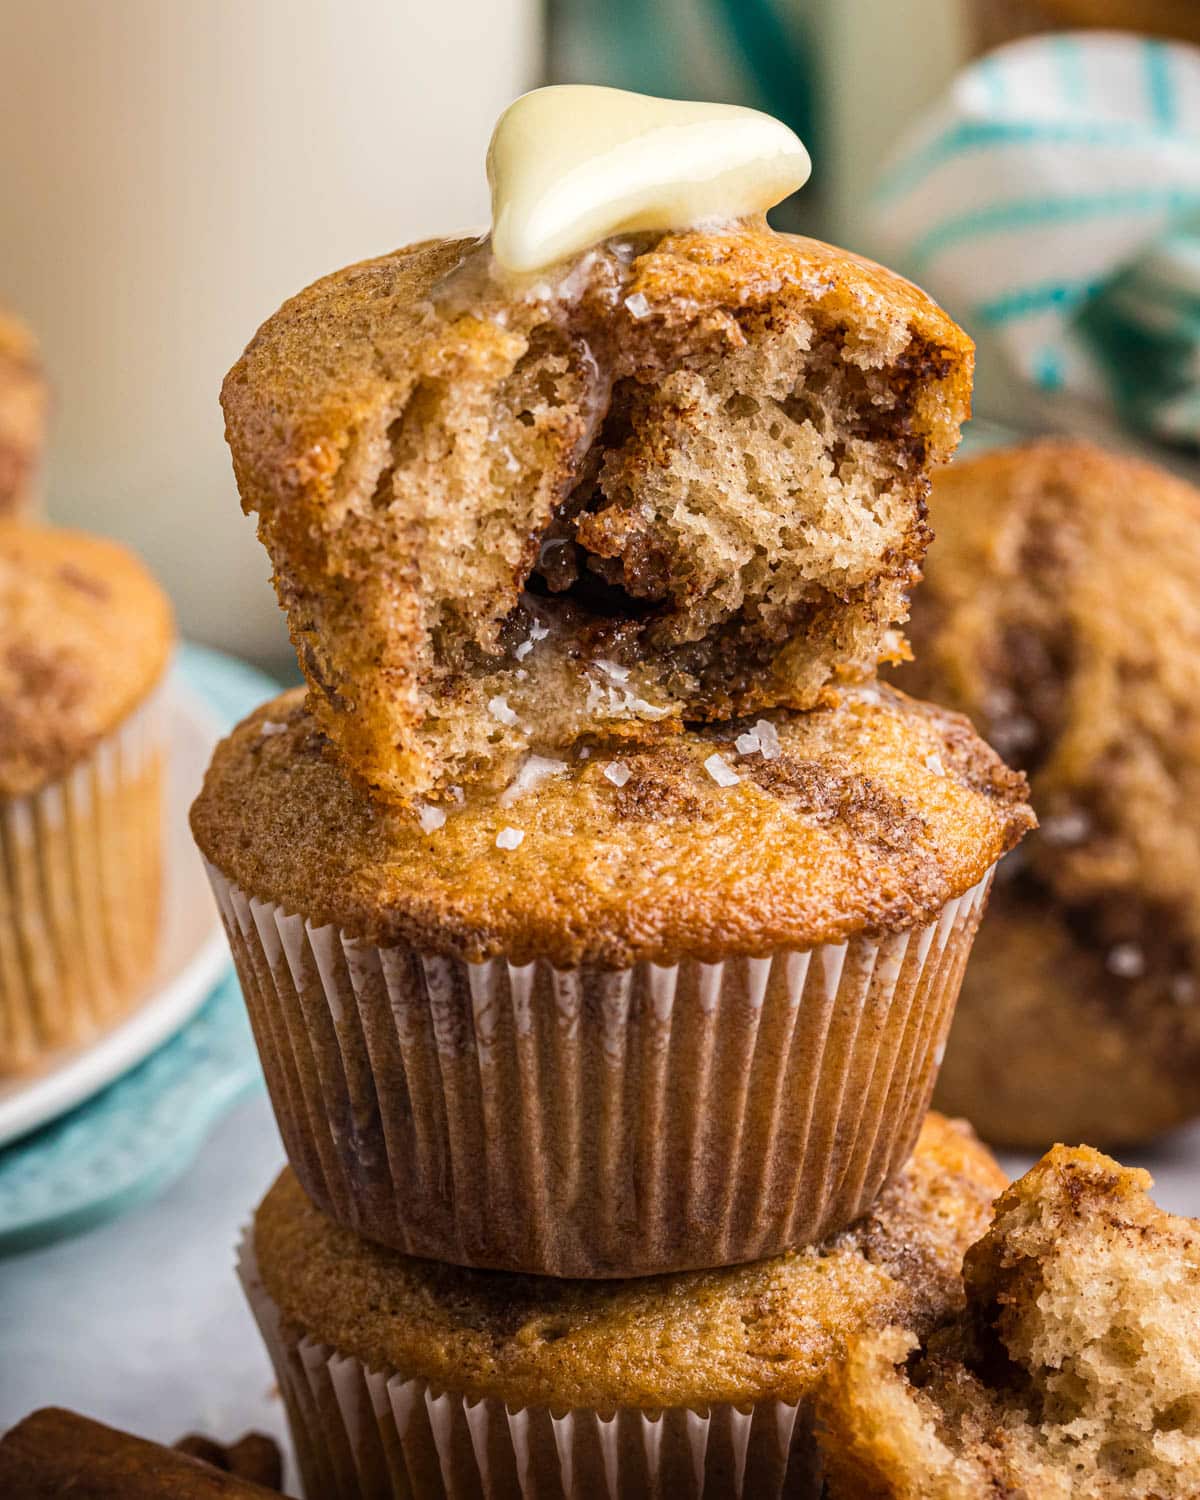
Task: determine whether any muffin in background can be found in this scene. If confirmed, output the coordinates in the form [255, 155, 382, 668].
[242, 1113, 1006, 1500]
[0, 521, 173, 1070]
[899, 441, 1200, 1147]
[192, 682, 1030, 1278]
[817, 1143, 1200, 1499]
[974, 0, 1200, 51]
[0, 309, 47, 516]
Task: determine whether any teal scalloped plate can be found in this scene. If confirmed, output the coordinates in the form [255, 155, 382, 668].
[0, 644, 277, 1254]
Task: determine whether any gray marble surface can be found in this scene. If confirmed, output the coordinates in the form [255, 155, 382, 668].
[0, 1088, 297, 1491]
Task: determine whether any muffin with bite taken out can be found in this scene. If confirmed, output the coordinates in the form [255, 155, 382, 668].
[221, 218, 973, 803]
[818, 1141, 1200, 1499]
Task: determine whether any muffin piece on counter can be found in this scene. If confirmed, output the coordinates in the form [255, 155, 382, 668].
[0, 521, 174, 1070]
[193, 683, 1031, 1277]
[0, 308, 47, 516]
[222, 219, 972, 800]
[244, 1113, 1006, 1500]
[898, 440, 1200, 1146]
[818, 1144, 1200, 1500]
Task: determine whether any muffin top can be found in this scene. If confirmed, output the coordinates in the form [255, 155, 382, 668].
[252, 1112, 1005, 1412]
[0, 309, 47, 517]
[817, 1144, 1200, 1499]
[191, 683, 1032, 966]
[900, 440, 1200, 985]
[0, 522, 174, 796]
[222, 220, 972, 800]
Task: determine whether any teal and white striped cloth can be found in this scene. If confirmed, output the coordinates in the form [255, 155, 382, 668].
[868, 33, 1200, 449]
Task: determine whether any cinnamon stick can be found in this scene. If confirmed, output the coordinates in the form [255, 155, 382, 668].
[0, 1409, 282, 1497]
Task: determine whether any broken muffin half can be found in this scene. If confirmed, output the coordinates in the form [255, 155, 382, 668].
[223, 219, 972, 800]
[817, 1144, 1200, 1499]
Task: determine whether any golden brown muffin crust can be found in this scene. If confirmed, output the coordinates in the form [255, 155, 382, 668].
[0, 522, 174, 796]
[222, 221, 973, 800]
[252, 1113, 1006, 1412]
[191, 683, 1032, 967]
[905, 439, 1200, 963]
[224, 227, 970, 507]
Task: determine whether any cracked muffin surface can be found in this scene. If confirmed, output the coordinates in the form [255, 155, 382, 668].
[898, 440, 1200, 1146]
[190, 682, 1031, 968]
[222, 219, 972, 800]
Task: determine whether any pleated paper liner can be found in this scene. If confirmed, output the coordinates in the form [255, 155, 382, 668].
[0, 690, 166, 1071]
[239, 1237, 823, 1500]
[208, 861, 993, 1277]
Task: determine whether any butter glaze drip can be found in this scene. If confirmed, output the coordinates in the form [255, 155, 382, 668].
[486, 85, 811, 275]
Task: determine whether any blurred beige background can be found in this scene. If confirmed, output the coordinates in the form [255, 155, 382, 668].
[0, 0, 539, 665]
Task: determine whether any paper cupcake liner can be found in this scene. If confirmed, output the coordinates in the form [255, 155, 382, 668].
[0, 690, 166, 1071]
[207, 861, 993, 1277]
[239, 1236, 823, 1500]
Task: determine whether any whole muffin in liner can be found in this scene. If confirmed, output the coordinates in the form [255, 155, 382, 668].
[0, 523, 173, 1071]
[241, 1114, 1006, 1500]
[193, 684, 1032, 1278]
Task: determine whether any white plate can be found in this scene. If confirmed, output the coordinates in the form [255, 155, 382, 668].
[0, 673, 229, 1147]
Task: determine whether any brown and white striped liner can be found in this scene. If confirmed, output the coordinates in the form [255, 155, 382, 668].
[208, 860, 993, 1277]
[239, 1236, 822, 1500]
[0, 691, 166, 1071]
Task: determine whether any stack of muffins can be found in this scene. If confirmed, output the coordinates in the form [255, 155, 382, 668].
[192, 98, 1034, 1497]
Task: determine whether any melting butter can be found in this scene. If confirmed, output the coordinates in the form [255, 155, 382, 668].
[487, 85, 811, 275]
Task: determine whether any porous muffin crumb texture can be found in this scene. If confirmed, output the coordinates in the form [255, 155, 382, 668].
[190, 682, 1032, 967]
[0, 522, 174, 796]
[900, 440, 1200, 1145]
[222, 220, 973, 799]
[818, 1145, 1200, 1499]
[252, 1113, 1005, 1412]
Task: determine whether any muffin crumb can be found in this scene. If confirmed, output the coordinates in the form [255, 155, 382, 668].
[818, 1144, 1200, 1499]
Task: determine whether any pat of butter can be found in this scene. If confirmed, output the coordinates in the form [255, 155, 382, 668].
[487, 85, 811, 275]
